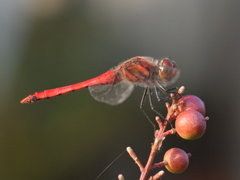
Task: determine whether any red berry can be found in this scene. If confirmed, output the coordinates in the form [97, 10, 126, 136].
[175, 110, 206, 140]
[178, 95, 206, 116]
[164, 148, 189, 173]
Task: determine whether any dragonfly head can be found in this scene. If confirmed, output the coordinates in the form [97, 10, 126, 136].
[158, 58, 180, 86]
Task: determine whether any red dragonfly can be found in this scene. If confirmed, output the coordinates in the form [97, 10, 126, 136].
[21, 56, 180, 125]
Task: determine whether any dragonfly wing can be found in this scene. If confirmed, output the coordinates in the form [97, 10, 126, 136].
[88, 81, 134, 106]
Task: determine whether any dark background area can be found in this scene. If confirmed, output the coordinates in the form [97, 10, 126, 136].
[0, 1, 240, 180]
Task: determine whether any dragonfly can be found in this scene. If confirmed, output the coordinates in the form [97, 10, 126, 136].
[21, 56, 180, 127]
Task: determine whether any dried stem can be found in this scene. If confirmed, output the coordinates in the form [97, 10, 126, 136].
[126, 147, 144, 172]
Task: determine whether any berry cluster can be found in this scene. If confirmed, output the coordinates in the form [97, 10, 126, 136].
[119, 86, 209, 180]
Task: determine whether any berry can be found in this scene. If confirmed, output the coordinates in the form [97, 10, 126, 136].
[164, 148, 189, 173]
[178, 95, 206, 116]
[175, 110, 207, 140]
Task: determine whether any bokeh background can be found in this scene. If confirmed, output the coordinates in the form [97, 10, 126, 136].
[1, 0, 240, 180]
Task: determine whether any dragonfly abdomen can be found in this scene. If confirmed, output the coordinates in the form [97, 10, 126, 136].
[20, 71, 117, 103]
[20, 86, 79, 103]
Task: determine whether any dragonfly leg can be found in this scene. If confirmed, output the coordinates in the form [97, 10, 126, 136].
[154, 86, 171, 102]
[149, 88, 174, 128]
[155, 81, 181, 101]
[166, 87, 182, 100]
[166, 87, 179, 94]
[154, 86, 161, 102]
[140, 88, 156, 131]
[148, 89, 167, 121]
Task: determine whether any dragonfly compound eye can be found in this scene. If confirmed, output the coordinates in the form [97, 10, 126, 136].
[159, 58, 176, 81]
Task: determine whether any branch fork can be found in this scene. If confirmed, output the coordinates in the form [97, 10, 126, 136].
[119, 87, 185, 180]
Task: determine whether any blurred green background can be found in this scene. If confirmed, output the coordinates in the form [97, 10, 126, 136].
[1, 1, 240, 180]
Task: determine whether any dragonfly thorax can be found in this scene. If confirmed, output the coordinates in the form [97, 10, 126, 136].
[118, 57, 160, 85]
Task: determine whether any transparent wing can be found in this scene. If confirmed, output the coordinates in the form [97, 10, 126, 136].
[88, 80, 134, 106]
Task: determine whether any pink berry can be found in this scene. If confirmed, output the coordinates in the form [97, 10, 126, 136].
[175, 110, 206, 140]
[178, 95, 206, 116]
[164, 148, 189, 173]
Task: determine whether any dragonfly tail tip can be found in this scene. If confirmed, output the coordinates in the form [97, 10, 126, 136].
[20, 96, 31, 104]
